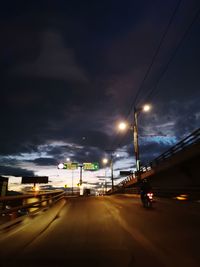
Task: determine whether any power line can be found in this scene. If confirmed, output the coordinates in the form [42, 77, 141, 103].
[120, 4, 200, 164]
[107, 0, 183, 152]
[108, 1, 200, 155]
[138, 5, 200, 106]
[132, 0, 183, 109]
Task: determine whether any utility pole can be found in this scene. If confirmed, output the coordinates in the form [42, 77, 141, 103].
[133, 107, 140, 179]
[111, 153, 114, 191]
[117, 104, 151, 183]
[80, 165, 83, 185]
[105, 168, 107, 193]
[105, 150, 114, 191]
[71, 170, 74, 195]
[105, 149, 121, 192]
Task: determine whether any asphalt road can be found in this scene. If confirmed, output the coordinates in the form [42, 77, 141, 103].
[1, 194, 200, 267]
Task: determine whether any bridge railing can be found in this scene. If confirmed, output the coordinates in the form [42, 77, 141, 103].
[0, 190, 65, 228]
[148, 128, 200, 168]
[111, 128, 200, 193]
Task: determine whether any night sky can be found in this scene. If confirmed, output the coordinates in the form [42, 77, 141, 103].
[1, 0, 200, 190]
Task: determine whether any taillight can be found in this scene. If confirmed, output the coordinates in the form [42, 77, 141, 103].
[147, 193, 153, 199]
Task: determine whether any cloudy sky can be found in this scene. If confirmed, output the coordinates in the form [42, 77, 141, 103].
[1, 0, 200, 191]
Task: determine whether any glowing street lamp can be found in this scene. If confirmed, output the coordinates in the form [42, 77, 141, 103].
[118, 122, 127, 131]
[143, 104, 151, 112]
[102, 158, 108, 164]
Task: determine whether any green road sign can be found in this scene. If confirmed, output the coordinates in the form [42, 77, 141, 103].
[83, 162, 99, 171]
[63, 162, 78, 170]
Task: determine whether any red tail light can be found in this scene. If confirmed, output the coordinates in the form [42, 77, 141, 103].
[147, 193, 153, 199]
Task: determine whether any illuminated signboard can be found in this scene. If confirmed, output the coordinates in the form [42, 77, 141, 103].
[83, 162, 99, 171]
[63, 162, 78, 170]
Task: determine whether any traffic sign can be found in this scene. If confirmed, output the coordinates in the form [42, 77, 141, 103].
[63, 162, 78, 170]
[83, 162, 99, 171]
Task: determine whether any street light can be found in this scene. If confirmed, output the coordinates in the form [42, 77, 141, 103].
[102, 153, 119, 191]
[102, 156, 113, 190]
[102, 158, 109, 192]
[118, 122, 127, 131]
[118, 104, 151, 180]
[134, 104, 151, 178]
[142, 104, 151, 112]
[102, 158, 108, 165]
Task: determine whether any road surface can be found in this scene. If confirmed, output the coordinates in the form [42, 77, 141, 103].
[1, 194, 200, 267]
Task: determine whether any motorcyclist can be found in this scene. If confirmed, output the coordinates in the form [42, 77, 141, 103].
[140, 178, 152, 203]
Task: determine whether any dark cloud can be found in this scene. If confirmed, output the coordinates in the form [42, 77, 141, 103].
[0, 165, 34, 177]
[27, 157, 58, 166]
[1, 74, 111, 155]
[11, 31, 88, 83]
[139, 140, 174, 165]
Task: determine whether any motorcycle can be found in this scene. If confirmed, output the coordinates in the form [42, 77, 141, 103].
[142, 192, 153, 208]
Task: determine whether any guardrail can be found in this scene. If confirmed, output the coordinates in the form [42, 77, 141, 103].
[148, 128, 200, 168]
[111, 128, 200, 194]
[0, 190, 65, 229]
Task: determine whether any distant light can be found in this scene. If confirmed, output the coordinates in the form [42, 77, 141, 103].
[33, 185, 40, 192]
[58, 163, 64, 169]
[66, 158, 70, 162]
[118, 122, 127, 131]
[102, 158, 108, 164]
[174, 194, 188, 201]
[143, 104, 151, 112]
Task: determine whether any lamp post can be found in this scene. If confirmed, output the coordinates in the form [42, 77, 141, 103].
[118, 104, 151, 181]
[102, 158, 108, 193]
[102, 153, 118, 191]
[71, 170, 74, 195]
[133, 107, 140, 178]
[79, 165, 83, 186]
[65, 158, 75, 195]
[110, 154, 114, 191]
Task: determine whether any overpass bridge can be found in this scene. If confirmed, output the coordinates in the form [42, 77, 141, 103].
[111, 128, 200, 199]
